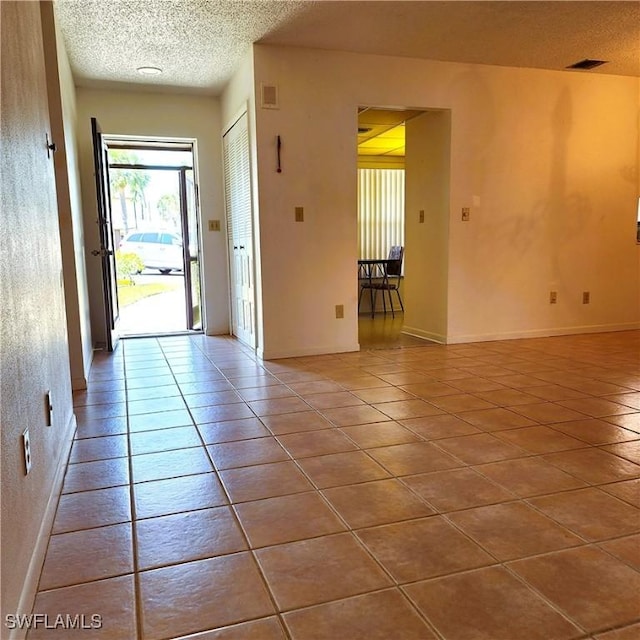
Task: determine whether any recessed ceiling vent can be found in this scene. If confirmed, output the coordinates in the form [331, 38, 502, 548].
[566, 59, 608, 70]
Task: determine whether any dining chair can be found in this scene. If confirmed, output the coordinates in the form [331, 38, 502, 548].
[358, 245, 404, 317]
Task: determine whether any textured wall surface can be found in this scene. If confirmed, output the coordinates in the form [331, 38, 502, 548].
[0, 0, 75, 624]
[40, 1, 93, 390]
[252, 44, 639, 356]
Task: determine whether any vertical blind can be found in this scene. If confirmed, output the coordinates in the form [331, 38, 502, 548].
[357, 168, 405, 260]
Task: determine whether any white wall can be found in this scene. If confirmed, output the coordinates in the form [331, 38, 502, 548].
[252, 44, 639, 354]
[75, 88, 229, 341]
[1, 1, 76, 629]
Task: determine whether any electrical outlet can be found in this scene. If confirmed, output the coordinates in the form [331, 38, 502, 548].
[295, 207, 304, 222]
[461, 207, 470, 221]
[45, 390, 52, 426]
[208, 219, 221, 232]
[335, 304, 344, 319]
[419, 210, 425, 223]
[23, 429, 32, 475]
[550, 291, 558, 304]
[582, 291, 590, 304]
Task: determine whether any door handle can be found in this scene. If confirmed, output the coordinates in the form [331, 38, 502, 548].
[91, 248, 113, 257]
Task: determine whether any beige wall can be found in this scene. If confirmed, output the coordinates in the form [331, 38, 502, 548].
[444, 65, 639, 342]
[252, 44, 639, 355]
[221, 51, 265, 353]
[75, 88, 229, 341]
[404, 110, 451, 342]
[41, 2, 93, 389]
[252, 48, 361, 359]
[1, 1, 76, 629]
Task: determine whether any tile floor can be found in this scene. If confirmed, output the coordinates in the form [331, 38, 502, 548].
[30, 330, 640, 639]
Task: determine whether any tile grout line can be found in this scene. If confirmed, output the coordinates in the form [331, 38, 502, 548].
[165, 338, 296, 640]
[123, 337, 159, 640]
[34, 332, 640, 639]
[194, 337, 450, 639]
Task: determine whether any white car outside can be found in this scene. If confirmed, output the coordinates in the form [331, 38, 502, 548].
[119, 230, 183, 274]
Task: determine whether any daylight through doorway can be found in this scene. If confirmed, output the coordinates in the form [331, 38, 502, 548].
[106, 142, 202, 336]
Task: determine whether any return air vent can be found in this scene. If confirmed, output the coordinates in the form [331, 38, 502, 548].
[566, 59, 608, 70]
[261, 83, 279, 109]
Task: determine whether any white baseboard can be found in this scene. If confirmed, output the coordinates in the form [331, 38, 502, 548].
[396, 322, 639, 346]
[259, 341, 360, 360]
[401, 325, 447, 344]
[10, 413, 77, 640]
[446, 322, 640, 345]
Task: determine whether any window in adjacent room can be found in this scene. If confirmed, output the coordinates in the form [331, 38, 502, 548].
[357, 168, 405, 260]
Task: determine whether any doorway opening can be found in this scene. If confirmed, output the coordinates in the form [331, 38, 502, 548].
[356, 107, 423, 349]
[105, 139, 203, 337]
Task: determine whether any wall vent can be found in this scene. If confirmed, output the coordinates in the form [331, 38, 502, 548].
[261, 84, 279, 109]
[566, 59, 608, 70]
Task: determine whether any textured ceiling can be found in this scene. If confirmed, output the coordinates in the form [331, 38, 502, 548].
[53, 0, 309, 94]
[263, 1, 640, 78]
[54, 1, 640, 95]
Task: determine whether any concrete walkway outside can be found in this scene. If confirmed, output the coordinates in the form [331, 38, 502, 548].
[118, 286, 187, 335]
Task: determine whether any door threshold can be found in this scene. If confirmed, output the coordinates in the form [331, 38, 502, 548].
[121, 329, 203, 340]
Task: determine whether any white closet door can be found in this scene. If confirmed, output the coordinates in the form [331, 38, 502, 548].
[223, 112, 256, 348]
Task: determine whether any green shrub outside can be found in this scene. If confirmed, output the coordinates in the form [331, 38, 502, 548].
[116, 250, 144, 284]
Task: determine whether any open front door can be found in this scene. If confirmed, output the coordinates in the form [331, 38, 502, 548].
[91, 117, 120, 351]
[180, 167, 202, 330]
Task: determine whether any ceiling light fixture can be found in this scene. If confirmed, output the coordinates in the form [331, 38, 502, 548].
[136, 66, 163, 76]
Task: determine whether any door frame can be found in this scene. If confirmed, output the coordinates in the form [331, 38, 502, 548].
[100, 134, 205, 335]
